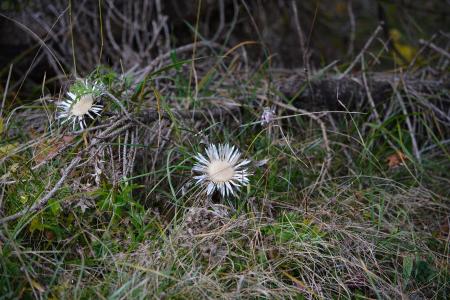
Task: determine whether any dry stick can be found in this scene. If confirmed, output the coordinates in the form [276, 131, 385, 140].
[99, 123, 134, 140]
[346, 0, 356, 56]
[125, 129, 138, 178]
[105, 92, 154, 133]
[7, 107, 229, 178]
[407, 34, 437, 71]
[0, 64, 13, 118]
[338, 25, 383, 80]
[0, 180, 5, 215]
[122, 129, 129, 178]
[107, 145, 117, 187]
[136, 41, 223, 80]
[104, 5, 122, 55]
[211, 0, 225, 42]
[70, 117, 124, 135]
[292, 0, 314, 106]
[419, 39, 450, 60]
[361, 58, 380, 122]
[408, 88, 450, 124]
[291, 1, 308, 70]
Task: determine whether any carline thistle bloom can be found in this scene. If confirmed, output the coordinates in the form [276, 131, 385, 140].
[57, 79, 104, 130]
[261, 106, 276, 126]
[193, 144, 251, 198]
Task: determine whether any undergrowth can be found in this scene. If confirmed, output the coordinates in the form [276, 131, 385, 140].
[0, 2, 449, 296]
[0, 54, 449, 299]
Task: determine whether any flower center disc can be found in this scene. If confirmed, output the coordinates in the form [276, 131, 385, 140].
[207, 160, 234, 183]
[71, 94, 94, 116]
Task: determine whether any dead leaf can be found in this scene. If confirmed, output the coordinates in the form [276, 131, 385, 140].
[387, 151, 406, 168]
[45, 230, 55, 241]
[34, 136, 74, 164]
[62, 135, 74, 143]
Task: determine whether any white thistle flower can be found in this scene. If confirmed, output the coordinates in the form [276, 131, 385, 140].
[261, 106, 276, 126]
[193, 144, 251, 198]
[57, 79, 104, 130]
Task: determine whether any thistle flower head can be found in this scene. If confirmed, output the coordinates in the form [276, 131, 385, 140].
[192, 144, 251, 198]
[261, 106, 276, 126]
[57, 79, 104, 130]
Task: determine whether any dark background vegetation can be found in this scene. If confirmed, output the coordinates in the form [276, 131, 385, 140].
[0, 0, 449, 98]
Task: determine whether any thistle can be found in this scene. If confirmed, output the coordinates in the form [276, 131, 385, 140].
[192, 144, 251, 198]
[57, 79, 104, 130]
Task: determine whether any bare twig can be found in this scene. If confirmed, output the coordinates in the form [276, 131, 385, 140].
[0, 182, 5, 215]
[419, 39, 450, 60]
[211, 0, 225, 42]
[361, 57, 380, 122]
[346, 0, 356, 57]
[122, 129, 129, 178]
[124, 129, 138, 178]
[134, 41, 224, 81]
[291, 1, 308, 70]
[407, 34, 437, 70]
[0, 64, 13, 118]
[339, 25, 383, 79]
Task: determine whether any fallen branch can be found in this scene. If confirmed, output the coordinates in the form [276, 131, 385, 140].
[419, 39, 450, 60]
[276, 71, 448, 111]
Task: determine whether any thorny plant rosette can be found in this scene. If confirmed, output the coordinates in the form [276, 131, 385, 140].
[192, 144, 251, 198]
[57, 79, 105, 130]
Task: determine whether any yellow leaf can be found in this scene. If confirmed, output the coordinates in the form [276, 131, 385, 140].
[389, 29, 418, 65]
[281, 270, 316, 295]
[0, 117, 3, 134]
[10, 163, 19, 172]
[397, 44, 416, 62]
[30, 279, 46, 293]
[0, 142, 17, 156]
[389, 29, 402, 42]
[30, 217, 45, 233]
